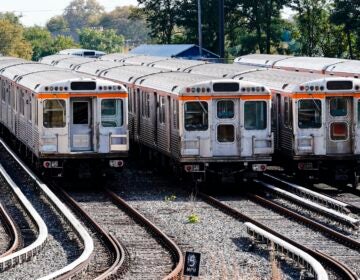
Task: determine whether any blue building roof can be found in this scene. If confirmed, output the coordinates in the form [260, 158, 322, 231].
[130, 44, 219, 60]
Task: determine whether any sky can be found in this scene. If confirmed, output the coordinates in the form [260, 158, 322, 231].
[0, 0, 138, 26]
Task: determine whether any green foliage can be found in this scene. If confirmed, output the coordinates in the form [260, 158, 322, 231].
[78, 28, 124, 53]
[188, 214, 200, 224]
[0, 19, 33, 59]
[24, 26, 78, 61]
[99, 6, 149, 45]
[164, 195, 177, 202]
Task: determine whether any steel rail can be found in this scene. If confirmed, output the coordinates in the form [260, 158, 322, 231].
[57, 188, 127, 280]
[0, 139, 94, 280]
[199, 192, 358, 280]
[0, 202, 20, 258]
[105, 188, 184, 280]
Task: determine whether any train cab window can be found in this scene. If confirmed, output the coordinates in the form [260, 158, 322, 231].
[217, 100, 234, 119]
[184, 101, 208, 131]
[284, 97, 293, 128]
[43, 99, 66, 128]
[73, 102, 89, 124]
[244, 101, 267, 130]
[101, 99, 123, 127]
[217, 125, 235, 142]
[330, 98, 347, 117]
[298, 99, 322, 129]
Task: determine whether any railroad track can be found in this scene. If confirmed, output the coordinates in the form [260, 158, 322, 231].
[0, 202, 20, 258]
[0, 139, 94, 279]
[199, 192, 359, 280]
[62, 187, 183, 280]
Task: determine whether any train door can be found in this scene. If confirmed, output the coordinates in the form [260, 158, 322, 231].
[326, 97, 352, 154]
[70, 98, 93, 151]
[212, 99, 239, 156]
[275, 94, 281, 150]
[154, 92, 158, 145]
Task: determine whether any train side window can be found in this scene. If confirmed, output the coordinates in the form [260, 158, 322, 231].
[284, 97, 292, 128]
[244, 101, 267, 130]
[217, 125, 235, 142]
[173, 99, 179, 129]
[217, 100, 234, 119]
[184, 101, 208, 131]
[28, 98, 32, 121]
[159, 96, 166, 124]
[298, 99, 322, 129]
[35, 101, 38, 126]
[358, 101, 360, 123]
[20, 91, 25, 116]
[101, 99, 123, 127]
[330, 98, 347, 117]
[43, 99, 66, 128]
[128, 88, 132, 113]
[141, 92, 150, 118]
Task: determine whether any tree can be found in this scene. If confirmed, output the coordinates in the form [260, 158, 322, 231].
[63, 0, 105, 40]
[330, 0, 360, 59]
[46, 16, 70, 37]
[136, 0, 180, 43]
[0, 12, 21, 25]
[99, 6, 149, 44]
[0, 19, 32, 59]
[78, 28, 124, 52]
[24, 26, 78, 60]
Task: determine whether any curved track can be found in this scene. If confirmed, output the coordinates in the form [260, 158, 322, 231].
[0, 202, 20, 258]
[63, 187, 183, 280]
[200, 192, 358, 280]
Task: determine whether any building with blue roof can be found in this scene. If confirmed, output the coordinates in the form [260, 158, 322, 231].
[129, 44, 219, 61]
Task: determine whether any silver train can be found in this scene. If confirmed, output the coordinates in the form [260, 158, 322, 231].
[0, 56, 128, 177]
[41, 54, 274, 182]
[235, 54, 360, 78]
[81, 53, 360, 187]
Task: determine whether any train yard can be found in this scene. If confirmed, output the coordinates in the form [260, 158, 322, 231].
[0, 52, 360, 279]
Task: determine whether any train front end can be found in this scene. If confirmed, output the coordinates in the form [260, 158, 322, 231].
[178, 80, 273, 182]
[37, 78, 128, 177]
[290, 78, 360, 186]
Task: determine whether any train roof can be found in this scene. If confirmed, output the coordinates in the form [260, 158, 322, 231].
[233, 69, 359, 93]
[58, 48, 106, 57]
[135, 71, 271, 96]
[234, 54, 292, 67]
[39, 54, 78, 65]
[326, 60, 360, 77]
[101, 53, 139, 62]
[148, 58, 208, 71]
[273, 56, 347, 72]
[0, 58, 125, 93]
[116, 55, 168, 66]
[184, 63, 261, 77]
[99, 65, 170, 84]
[54, 57, 97, 69]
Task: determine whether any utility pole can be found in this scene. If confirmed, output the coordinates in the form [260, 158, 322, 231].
[219, 0, 225, 61]
[197, 0, 203, 58]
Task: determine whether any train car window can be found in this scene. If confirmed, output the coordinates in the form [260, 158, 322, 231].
[73, 102, 89, 124]
[159, 96, 166, 124]
[217, 100, 234, 119]
[173, 99, 179, 129]
[20, 92, 25, 116]
[330, 122, 348, 140]
[358, 101, 360, 123]
[43, 99, 66, 128]
[35, 101, 38, 126]
[217, 125, 235, 142]
[101, 99, 123, 127]
[244, 101, 267, 130]
[298, 99, 322, 129]
[184, 102, 208, 131]
[330, 98, 347, 117]
[28, 98, 32, 121]
[145, 93, 150, 118]
[284, 97, 293, 128]
[71, 81, 96, 91]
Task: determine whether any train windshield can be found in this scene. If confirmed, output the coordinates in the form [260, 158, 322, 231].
[101, 99, 123, 127]
[244, 101, 267, 130]
[330, 98, 347, 117]
[184, 101, 208, 131]
[43, 99, 66, 128]
[217, 100, 234, 119]
[298, 99, 322, 129]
